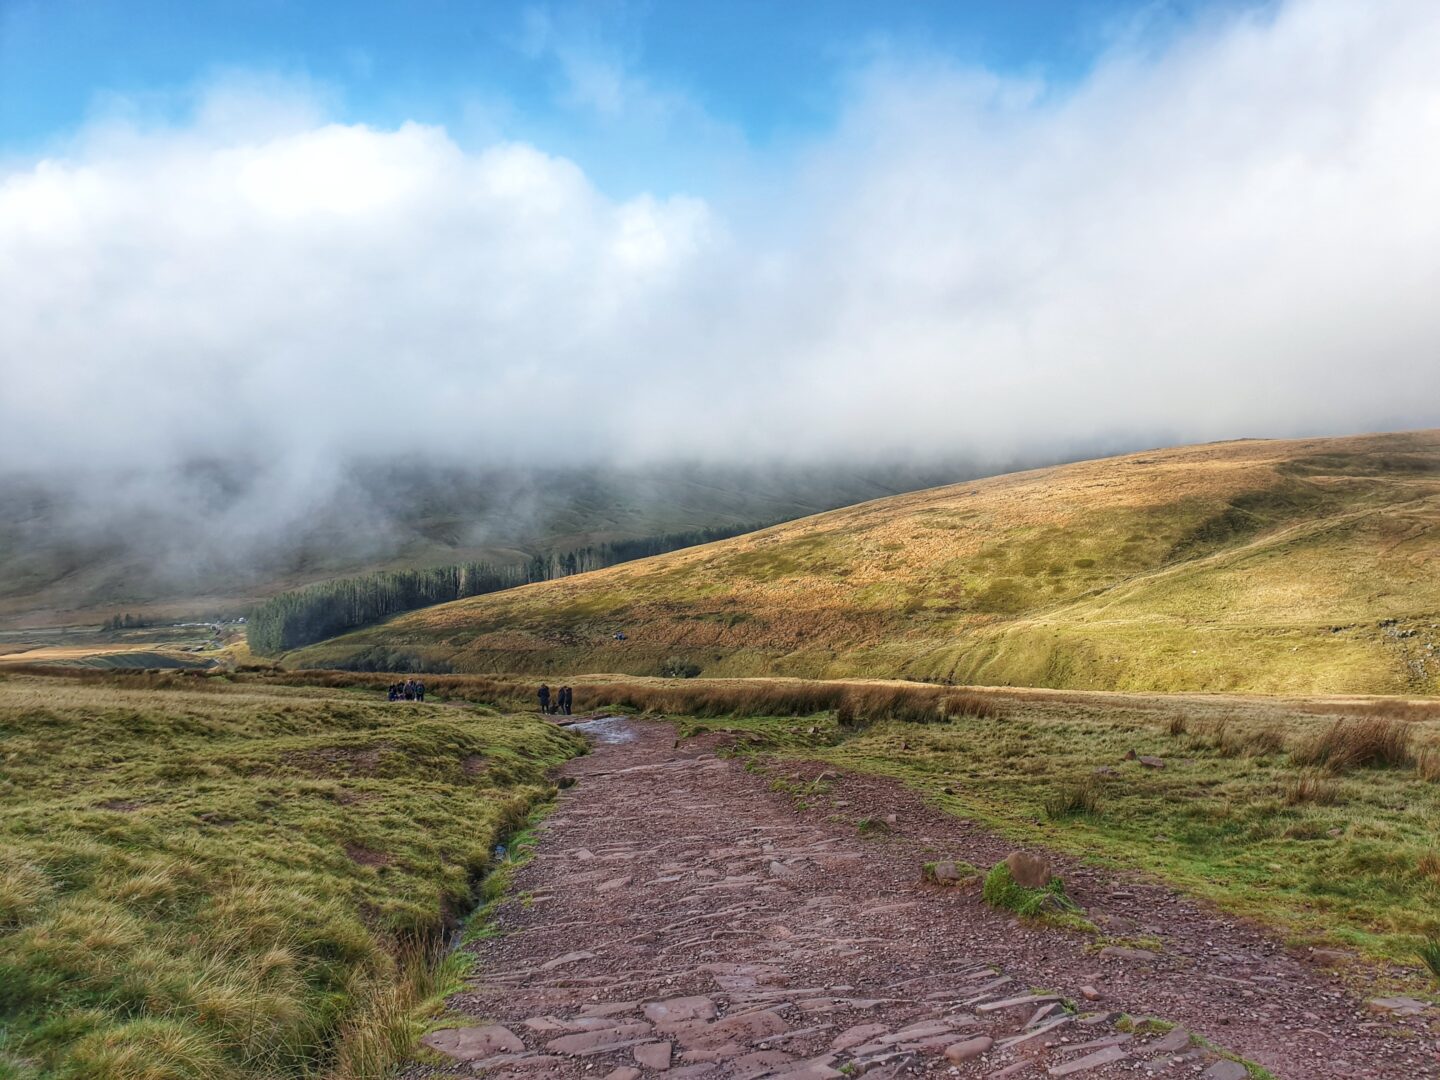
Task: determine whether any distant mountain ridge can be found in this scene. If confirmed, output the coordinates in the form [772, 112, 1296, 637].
[292, 431, 1440, 696]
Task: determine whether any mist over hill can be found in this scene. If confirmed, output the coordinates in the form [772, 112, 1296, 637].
[0, 455, 1006, 627]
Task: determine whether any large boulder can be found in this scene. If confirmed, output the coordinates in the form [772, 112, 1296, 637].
[1005, 851, 1053, 889]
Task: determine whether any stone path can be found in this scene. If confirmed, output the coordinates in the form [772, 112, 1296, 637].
[403, 717, 1439, 1079]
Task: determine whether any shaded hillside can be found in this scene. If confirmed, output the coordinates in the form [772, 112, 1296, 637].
[0, 460, 970, 628]
[293, 431, 1440, 695]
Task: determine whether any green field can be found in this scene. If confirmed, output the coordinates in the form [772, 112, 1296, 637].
[294, 430, 1440, 695]
[0, 671, 582, 1080]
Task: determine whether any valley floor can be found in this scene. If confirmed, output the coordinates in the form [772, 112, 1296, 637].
[408, 717, 1439, 1080]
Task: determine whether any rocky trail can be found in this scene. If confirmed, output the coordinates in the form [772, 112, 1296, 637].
[405, 717, 1439, 1080]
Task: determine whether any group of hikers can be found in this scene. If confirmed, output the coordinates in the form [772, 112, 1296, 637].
[537, 683, 573, 715]
[387, 679, 426, 702]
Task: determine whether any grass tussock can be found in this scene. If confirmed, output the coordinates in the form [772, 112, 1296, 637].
[330, 943, 471, 1080]
[1291, 716, 1414, 773]
[1415, 746, 1440, 783]
[1284, 769, 1343, 806]
[0, 672, 582, 1080]
[1419, 939, 1440, 984]
[1183, 717, 1287, 758]
[1044, 777, 1103, 820]
[981, 861, 1076, 917]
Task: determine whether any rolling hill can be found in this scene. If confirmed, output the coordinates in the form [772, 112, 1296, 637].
[291, 431, 1440, 695]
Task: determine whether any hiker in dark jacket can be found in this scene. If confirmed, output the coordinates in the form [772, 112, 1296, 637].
[538, 684, 551, 714]
[561, 686, 573, 715]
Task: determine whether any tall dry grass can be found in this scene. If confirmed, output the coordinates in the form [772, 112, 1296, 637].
[1415, 746, 1440, 783]
[1306, 698, 1440, 722]
[572, 679, 1001, 724]
[1291, 716, 1414, 773]
[1284, 769, 1342, 805]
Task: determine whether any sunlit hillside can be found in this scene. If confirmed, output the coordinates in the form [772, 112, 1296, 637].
[294, 431, 1440, 695]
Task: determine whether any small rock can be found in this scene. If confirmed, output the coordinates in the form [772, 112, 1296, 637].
[580, 1001, 641, 1018]
[546, 1023, 652, 1054]
[1201, 1062, 1250, 1080]
[643, 997, 717, 1026]
[943, 1035, 993, 1063]
[1368, 996, 1429, 1016]
[1004, 851, 1053, 889]
[729, 1049, 795, 1075]
[634, 1041, 673, 1070]
[605, 1070, 642, 1080]
[1099, 946, 1158, 962]
[1080, 985, 1103, 1001]
[833, 1023, 889, 1050]
[540, 950, 595, 970]
[1149, 1027, 1191, 1054]
[1123, 749, 1138, 760]
[1138, 755, 1166, 769]
[1048, 1045, 1129, 1075]
[1025, 1002, 1063, 1028]
[421, 1024, 525, 1061]
[976, 993, 1063, 1013]
[924, 860, 973, 885]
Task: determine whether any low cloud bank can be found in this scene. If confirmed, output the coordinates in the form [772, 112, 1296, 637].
[3, 1, 1439, 482]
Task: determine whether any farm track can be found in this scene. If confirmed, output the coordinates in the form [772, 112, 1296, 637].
[405, 717, 1439, 1080]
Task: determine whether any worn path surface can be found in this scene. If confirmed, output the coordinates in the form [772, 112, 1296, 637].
[406, 717, 1439, 1080]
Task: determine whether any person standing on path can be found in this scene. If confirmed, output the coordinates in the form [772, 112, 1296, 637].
[538, 684, 551, 714]
[560, 686, 572, 715]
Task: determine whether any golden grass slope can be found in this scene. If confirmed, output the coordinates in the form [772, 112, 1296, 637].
[293, 430, 1440, 694]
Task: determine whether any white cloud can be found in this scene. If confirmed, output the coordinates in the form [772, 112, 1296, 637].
[3, 0, 1440, 481]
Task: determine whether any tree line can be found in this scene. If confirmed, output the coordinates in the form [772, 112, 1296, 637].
[246, 523, 764, 655]
[101, 613, 152, 631]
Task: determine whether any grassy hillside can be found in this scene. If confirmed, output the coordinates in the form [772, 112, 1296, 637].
[294, 431, 1440, 695]
[0, 671, 581, 1080]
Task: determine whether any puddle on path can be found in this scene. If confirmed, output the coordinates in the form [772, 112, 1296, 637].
[568, 715, 637, 744]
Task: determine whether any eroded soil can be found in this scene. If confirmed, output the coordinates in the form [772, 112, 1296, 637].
[406, 717, 1439, 1080]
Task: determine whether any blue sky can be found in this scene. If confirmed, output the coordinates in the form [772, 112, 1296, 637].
[1, 0, 1249, 192]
